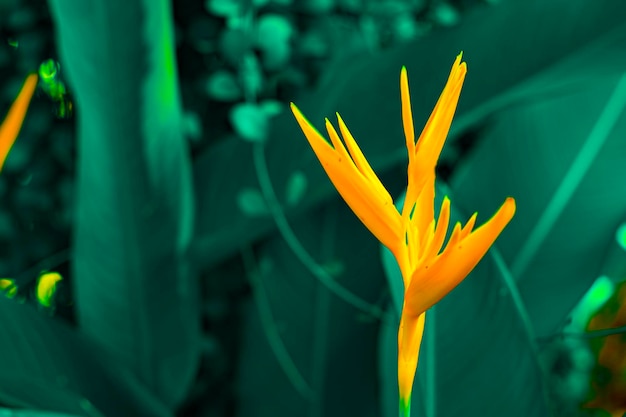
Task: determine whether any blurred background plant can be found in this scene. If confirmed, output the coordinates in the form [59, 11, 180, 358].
[0, 0, 625, 416]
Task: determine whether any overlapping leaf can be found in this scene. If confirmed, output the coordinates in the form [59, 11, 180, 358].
[47, 0, 199, 408]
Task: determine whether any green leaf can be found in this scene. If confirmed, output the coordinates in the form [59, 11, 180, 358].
[205, 0, 242, 18]
[205, 70, 242, 102]
[255, 14, 293, 70]
[285, 170, 307, 207]
[259, 100, 283, 118]
[47, 0, 200, 408]
[230, 102, 270, 143]
[450, 35, 626, 339]
[237, 187, 269, 216]
[236, 198, 387, 417]
[0, 297, 172, 417]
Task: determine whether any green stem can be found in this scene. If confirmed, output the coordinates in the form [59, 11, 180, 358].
[399, 397, 411, 417]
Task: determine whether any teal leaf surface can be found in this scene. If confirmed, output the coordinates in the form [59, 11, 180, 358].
[191, 0, 626, 271]
[450, 29, 626, 339]
[47, 0, 199, 408]
[236, 199, 388, 417]
[0, 297, 171, 417]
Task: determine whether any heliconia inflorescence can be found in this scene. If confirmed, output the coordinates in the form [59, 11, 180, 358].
[291, 54, 515, 417]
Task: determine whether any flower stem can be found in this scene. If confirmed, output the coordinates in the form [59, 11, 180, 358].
[399, 398, 411, 417]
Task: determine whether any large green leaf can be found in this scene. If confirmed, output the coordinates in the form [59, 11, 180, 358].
[46, 0, 199, 408]
[191, 0, 626, 270]
[235, 193, 391, 417]
[0, 296, 172, 417]
[449, 26, 626, 339]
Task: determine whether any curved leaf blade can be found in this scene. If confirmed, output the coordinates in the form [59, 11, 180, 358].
[47, 0, 199, 407]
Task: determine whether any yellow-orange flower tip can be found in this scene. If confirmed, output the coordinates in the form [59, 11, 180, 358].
[405, 196, 516, 316]
[0, 73, 38, 172]
[290, 102, 404, 254]
[400, 66, 414, 152]
[413, 55, 466, 168]
[400, 56, 466, 226]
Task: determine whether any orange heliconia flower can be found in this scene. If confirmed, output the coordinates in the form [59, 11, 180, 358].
[0, 73, 38, 172]
[291, 53, 515, 417]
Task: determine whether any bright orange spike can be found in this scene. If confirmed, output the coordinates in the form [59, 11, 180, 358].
[291, 54, 515, 417]
[0, 74, 38, 171]
[290, 103, 404, 256]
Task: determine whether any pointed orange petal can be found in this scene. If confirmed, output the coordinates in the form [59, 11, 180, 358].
[402, 55, 465, 234]
[400, 67, 419, 217]
[405, 197, 516, 316]
[400, 67, 426, 222]
[414, 53, 466, 164]
[400, 66, 415, 184]
[460, 211, 478, 240]
[291, 103, 403, 253]
[0, 74, 38, 171]
[397, 310, 425, 412]
[335, 112, 392, 205]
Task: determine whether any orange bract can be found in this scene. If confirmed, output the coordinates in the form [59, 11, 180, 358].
[0, 74, 38, 172]
[291, 53, 515, 417]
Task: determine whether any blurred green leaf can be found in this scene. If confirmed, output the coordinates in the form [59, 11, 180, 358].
[285, 170, 307, 207]
[182, 111, 203, 142]
[192, 0, 626, 272]
[230, 102, 270, 142]
[205, 70, 242, 102]
[219, 28, 252, 66]
[259, 100, 283, 118]
[237, 187, 269, 216]
[47, 0, 199, 408]
[256, 14, 293, 46]
[236, 199, 386, 417]
[239, 53, 264, 101]
[429, 2, 459, 27]
[256, 14, 293, 70]
[205, 0, 241, 18]
[450, 33, 626, 339]
[0, 297, 172, 417]
[617, 224, 626, 251]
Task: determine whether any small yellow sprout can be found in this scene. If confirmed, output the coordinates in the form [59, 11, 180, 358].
[36, 271, 62, 308]
[0, 278, 17, 298]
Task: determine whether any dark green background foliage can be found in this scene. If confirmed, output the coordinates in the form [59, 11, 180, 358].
[0, 0, 625, 416]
